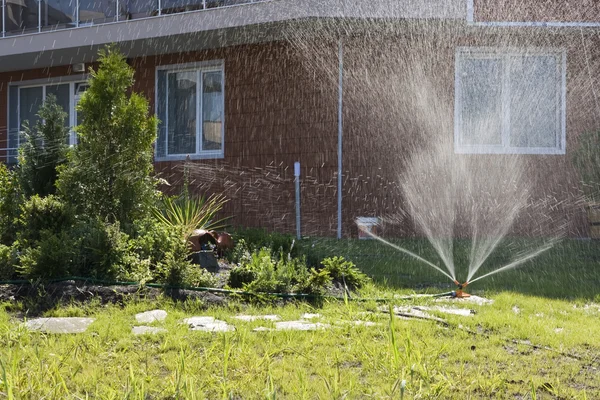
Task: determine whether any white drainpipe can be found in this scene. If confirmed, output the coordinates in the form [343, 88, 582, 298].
[337, 38, 344, 239]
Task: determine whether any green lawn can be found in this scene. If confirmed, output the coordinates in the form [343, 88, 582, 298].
[299, 238, 600, 300]
[0, 292, 599, 398]
[0, 237, 599, 398]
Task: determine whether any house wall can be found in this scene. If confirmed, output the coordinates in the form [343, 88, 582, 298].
[473, 0, 600, 23]
[0, 29, 597, 238]
[132, 43, 341, 237]
[340, 26, 597, 238]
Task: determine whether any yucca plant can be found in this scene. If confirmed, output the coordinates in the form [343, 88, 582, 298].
[153, 193, 230, 239]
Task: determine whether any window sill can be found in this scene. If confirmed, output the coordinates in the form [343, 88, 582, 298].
[454, 146, 565, 155]
[155, 152, 225, 162]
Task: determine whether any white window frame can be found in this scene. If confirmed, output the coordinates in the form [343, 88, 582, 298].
[155, 60, 225, 161]
[454, 47, 567, 155]
[8, 75, 89, 150]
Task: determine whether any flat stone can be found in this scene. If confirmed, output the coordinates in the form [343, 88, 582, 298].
[274, 321, 329, 331]
[300, 313, 321, 319]
[233, 314, 280, 322]
[25, 317, 95, 334]
[184, 316, 234, 332]
[132, 326, 167, 335]
[135, 310, 167, 324]
[413, 306, 474, 317]
[437, 295, 493, 305]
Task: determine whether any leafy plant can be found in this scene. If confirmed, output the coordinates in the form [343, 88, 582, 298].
[321, 256, 369, 289]
[0, 165, 21, 245]
[0, 244, 18, 280]
[17, 94, 70, 198]
[572, 129, 600, 202]
[153, 194, 229, 238]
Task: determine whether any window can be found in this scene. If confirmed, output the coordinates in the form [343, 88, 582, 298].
[156, 61, 225, 160]
[7, 80, 86, 163]
[454, 48, 566, 154]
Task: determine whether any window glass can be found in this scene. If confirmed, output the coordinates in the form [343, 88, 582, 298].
[459, 58, 502, 147]
[5, 0, 40, 34]
[455, 49, 564, 154]
[168, 71, 197, 155]
[42, 0, 77, 29]
[78, 0, 117, 25]
[19, 86, 44, 132]
[202, 71, 223, 151]
[509, 55, 559, 148]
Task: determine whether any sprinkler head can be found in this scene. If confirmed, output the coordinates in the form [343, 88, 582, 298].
[453, 280, 471, 298]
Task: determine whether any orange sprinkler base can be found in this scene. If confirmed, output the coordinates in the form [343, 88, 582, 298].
[453, 280, 471, 298]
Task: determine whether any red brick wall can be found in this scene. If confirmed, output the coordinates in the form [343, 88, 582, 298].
[340, 25, 596, 238]
[0, 32, 597, 238]
[474, 0, 600, 23]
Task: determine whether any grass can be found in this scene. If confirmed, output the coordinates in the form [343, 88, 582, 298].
[0, 237, 598, 398]
[298, 238, 600, 300]
[0, 291, 599, 398]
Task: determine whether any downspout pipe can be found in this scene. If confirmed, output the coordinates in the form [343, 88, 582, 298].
[337, 38, 343, 239]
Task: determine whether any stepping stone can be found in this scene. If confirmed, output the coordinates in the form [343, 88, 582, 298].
[25, 317, 95, 334]
[135, 310, 167, 324]
[132, 326, 167, 335]
[301, 313, 321, 319]
[273, 320, 329, 331]
[413, 306, 474, 317]
[184, 316, 234, 332]
[233, 314, 280, 322]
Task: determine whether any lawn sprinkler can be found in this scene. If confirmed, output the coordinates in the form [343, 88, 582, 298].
[452, 280, 471, 298]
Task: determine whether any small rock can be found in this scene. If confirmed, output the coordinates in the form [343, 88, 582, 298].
[301, 313, 321, 319]
[132, 326, 167, 335]
[274, 321, 329, 331]
[184, 316, 234, 332]
[233, 315, 280, 322]
[512, 306, 520, 315]
[135, 310, 167, 324]
[25, 317, 95, 334]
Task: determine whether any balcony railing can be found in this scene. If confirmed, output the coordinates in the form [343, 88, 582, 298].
[0, 0, 267, 38]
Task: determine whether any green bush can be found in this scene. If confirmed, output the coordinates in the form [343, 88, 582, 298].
[17, 195, 73, 245]
[0, 164, 21, 245]
[227, 247, 321, 294]
[0, 244, 18, 280]
[17, 94, 70, 198]
[320, 256, 369, 289]
[230, 228, 297, 259]
[57, 46, 158, 230]
[17, 231, 74, 278]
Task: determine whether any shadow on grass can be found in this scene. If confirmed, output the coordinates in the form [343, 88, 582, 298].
[298, 238, 600, 300]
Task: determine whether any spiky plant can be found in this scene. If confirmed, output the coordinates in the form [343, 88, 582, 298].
[153, 193, 229, 238]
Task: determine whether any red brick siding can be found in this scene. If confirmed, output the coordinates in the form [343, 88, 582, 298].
[474, 0, 600, 23]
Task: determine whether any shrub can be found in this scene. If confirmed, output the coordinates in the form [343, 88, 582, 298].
[17, 230, 74, 278]
[17, 94, 70, 198]
[227, 247, 317, 294]
[0, 164, 21, 245]
[17, 195, 73, 245]
[320, 256, 369, 289]
[0, 244, 18, 280]
[153, 194, 229, 238]
[231, 228, 297, 258]
[57, 46, 158, 230]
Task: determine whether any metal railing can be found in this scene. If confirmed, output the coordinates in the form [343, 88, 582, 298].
[0, 0, 266, 38]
